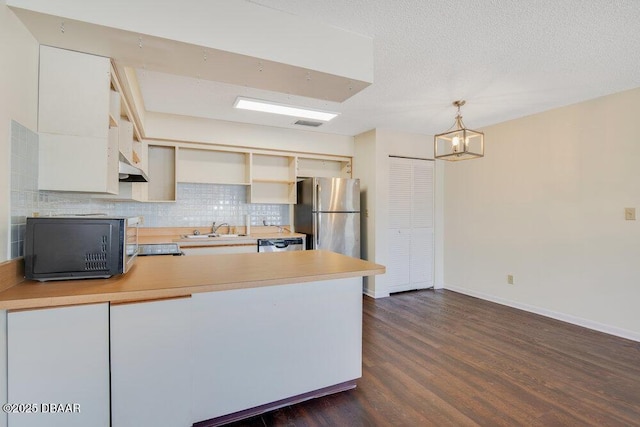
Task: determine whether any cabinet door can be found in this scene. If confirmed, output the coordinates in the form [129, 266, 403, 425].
[110, 297, 192, 427]
[39, 133, 113, 193]
[38, 46, 110, 138]
[37, 46, 118, 194]
[7, 303, 110, 427]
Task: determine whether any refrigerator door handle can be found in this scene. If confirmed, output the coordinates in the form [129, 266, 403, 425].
[314, 183, 320, 249]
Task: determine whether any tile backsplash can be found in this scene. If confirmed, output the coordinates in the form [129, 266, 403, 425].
[10, 121, 39, 258]
[9, 120, 289, 258]
[97, 183, 288, 228]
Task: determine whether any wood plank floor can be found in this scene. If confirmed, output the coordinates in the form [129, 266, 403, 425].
[225, 290, 640, 426]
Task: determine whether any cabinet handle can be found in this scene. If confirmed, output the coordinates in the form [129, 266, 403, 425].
[314, 184, 320, 248]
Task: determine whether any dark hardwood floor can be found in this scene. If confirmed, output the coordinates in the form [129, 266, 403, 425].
[225, 290, 640, 426]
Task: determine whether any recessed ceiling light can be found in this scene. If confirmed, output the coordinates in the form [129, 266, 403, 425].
[233, 97, 339, 122]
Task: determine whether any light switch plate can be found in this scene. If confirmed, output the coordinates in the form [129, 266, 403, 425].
[625, 207, 636, 221]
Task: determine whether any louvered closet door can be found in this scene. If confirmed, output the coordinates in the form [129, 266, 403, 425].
[387, 157, 434, 293]
[410, 159, 434, 289]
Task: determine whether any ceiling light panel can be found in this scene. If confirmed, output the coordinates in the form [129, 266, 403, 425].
[233, 97, 339, 121]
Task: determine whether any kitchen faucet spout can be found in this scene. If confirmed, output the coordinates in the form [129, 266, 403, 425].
[212, 222, 230, 235]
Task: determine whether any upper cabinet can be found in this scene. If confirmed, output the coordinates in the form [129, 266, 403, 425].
[170, 143, 353, 204]
[249, 154, 296, 204]
[36, 46, 352, 202]
[296, 156, 352, 179]
[38, 46, 119, 194]
[147, 144, 177, 202]
[177, 148, 250, 186]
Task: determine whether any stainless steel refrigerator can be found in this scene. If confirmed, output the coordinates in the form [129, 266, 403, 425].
[295, 177, 360, 258]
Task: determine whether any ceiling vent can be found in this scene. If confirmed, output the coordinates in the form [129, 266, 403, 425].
[294, 120, 323, 127]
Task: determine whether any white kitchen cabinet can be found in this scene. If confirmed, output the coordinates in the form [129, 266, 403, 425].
[110, 297, 192, 427]
[181, 245, 256, 255]
[190, 278, 362, 423]
[7, 303, 110, 427]
[386, 157, 434, 292]
[38, 46, 119, 194]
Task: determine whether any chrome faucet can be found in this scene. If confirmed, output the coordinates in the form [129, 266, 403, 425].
[211, 222, 229, 235]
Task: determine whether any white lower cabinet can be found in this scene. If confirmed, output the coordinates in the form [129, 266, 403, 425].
[109, 297, 191, 427]
[7, 303, 110, 427]
[5, 280, 362, 427]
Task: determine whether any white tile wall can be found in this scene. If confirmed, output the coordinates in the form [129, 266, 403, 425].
[10, 121, 39, 258]
[98, 183, 288, 228]
[9, 121, 289, 258]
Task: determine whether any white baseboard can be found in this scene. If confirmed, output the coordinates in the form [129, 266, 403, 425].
[444, 284, 640, 343]
[362, 287, 389, 299]
[362, 287, 376, 298]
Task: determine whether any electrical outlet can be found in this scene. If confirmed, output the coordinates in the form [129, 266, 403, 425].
[507, 275, 514, 285]
[625, 207, 636, 221]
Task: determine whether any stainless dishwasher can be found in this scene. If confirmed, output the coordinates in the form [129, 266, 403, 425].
[257, 238, 304, 253]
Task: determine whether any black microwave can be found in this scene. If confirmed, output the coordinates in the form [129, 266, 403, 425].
[24, 216, 141, 281]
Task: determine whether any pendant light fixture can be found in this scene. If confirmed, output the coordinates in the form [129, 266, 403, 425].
[434, 100, 484, 161]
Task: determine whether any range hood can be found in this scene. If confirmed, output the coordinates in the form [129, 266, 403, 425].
[118, 155, 148, 182]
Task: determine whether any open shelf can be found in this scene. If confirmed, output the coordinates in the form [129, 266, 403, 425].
[296, 157, 352, 178]
[178, 148, 250, 185]
[249, 181, 296, 204]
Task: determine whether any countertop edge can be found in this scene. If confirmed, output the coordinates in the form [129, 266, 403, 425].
[0, 251, 385, 311]
[1, 268, 385, 311]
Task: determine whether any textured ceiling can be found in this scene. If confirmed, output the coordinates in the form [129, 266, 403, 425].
[138, 0, 640, 136]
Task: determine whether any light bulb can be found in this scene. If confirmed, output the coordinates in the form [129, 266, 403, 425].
[452, 136, 460, 152]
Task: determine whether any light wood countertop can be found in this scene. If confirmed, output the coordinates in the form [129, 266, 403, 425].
[139, 226, 305, 247]
[0, 251, 384, 310]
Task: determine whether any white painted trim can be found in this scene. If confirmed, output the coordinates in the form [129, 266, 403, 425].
[362, 289, 375, 299]
[362, 288, 389, 299]
[444, 284, 640, 343]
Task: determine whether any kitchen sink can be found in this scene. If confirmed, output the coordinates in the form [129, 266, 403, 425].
[182, 233, 246, 239]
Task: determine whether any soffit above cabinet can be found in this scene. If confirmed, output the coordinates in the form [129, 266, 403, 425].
[7, 0, 372, 103]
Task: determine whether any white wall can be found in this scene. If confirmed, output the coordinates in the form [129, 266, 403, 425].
[0, 4, 38, 425]
[0, 1, 39, 262]
[354, 129, 442, 297]
[353, 130, 377, 295]
[444, 87, 640, 340]
[144, 111, 354, 157]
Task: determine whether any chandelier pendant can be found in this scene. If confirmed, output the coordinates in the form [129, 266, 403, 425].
[434, 100, 484, 161]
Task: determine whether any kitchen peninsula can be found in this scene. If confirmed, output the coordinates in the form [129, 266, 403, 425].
[0, 251, 384, 427]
